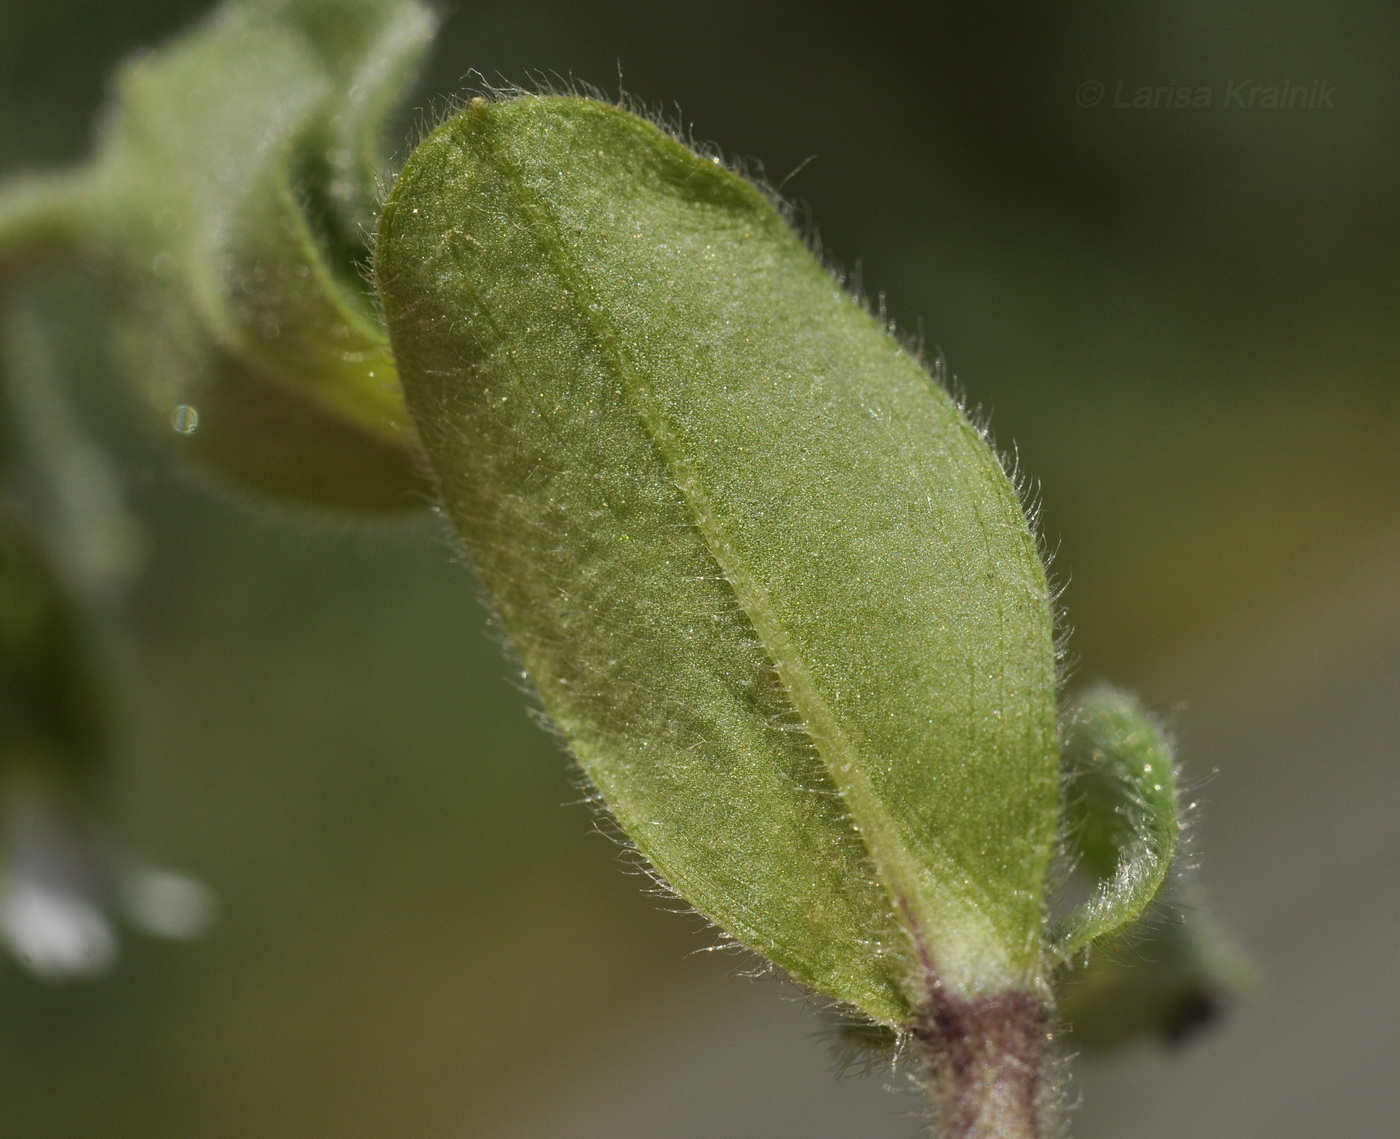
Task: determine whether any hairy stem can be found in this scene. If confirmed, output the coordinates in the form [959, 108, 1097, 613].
[912, 987, 1051, 1139]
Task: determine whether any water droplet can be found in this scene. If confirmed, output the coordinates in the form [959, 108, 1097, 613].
[170, 405, 200, 435]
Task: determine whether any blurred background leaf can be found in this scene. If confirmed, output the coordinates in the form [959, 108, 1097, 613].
[1, 1, 1397, 1136]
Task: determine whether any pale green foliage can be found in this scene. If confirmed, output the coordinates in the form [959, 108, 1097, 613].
[376, 96, 1062, 1021]
[1058, 889, 1253, 1049]
[1055, 687, 1179, 958]
[0, 0, 1237, 1106]
[1052, 688, 1251, 1048]
[1, 0, 435, 510]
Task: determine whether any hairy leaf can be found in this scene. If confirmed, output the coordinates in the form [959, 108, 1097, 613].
[1058, 888, 1252, 1049]
[376, 95, 1060, 1022]
[1055, 687, 1179, 958]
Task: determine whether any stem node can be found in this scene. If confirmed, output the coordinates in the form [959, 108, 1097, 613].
[912, 986, 1051, 1139]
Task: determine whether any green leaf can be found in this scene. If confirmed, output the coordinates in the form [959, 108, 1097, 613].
[270, 0, 442, 251]
[376, 95, 1060, 1023]
[1054, 687, 1179, 958]
[32, 0, 437, 510]
[1058, 888, 1253, 1049]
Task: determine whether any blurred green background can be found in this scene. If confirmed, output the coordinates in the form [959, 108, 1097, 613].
[2, 1, 1398, 1136]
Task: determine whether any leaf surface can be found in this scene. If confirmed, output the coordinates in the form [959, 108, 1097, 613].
[1056, 687, 1179, 957]
[1058, 888, 1253, 1048]
[82, 0, 435, 509]
[378, 96, 1060, 1019]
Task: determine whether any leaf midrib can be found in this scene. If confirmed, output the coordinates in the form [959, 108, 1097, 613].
[477, 102, 999, 994]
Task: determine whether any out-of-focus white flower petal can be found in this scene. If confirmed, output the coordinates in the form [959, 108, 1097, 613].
[0, 792, 214, 977]
[119, 867, 215, 939]
[0, 877, 116, 979]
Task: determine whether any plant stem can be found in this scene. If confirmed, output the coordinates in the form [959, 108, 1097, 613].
[0, 172, 89, 295]
[912, 986, 1051, 1139]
